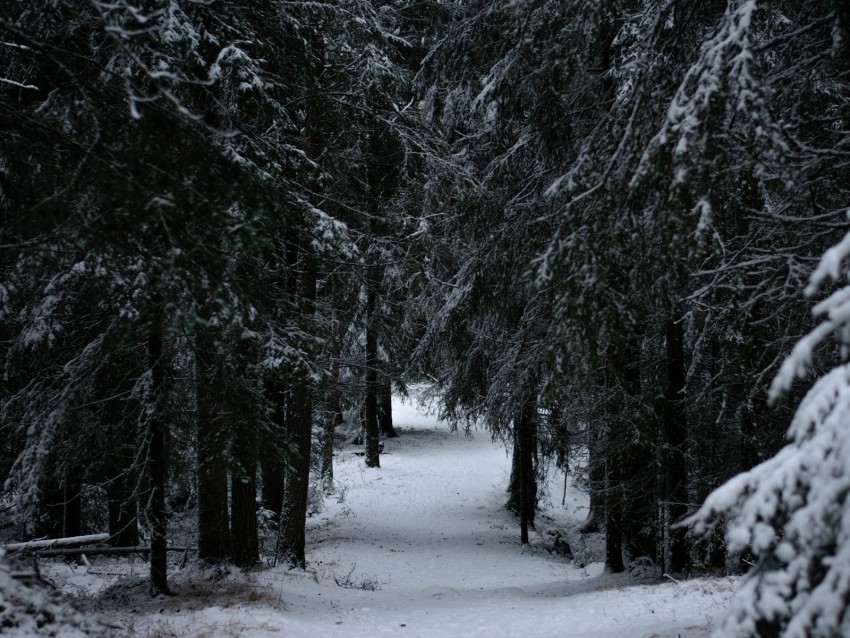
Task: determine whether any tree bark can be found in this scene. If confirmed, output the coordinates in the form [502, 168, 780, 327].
[280, 252, 317, 568]
[517, 397, 536, 544]
[506, 430, 521, 514]
[581, 429, 604, 533]
[230, 463, 259, 567]
[147, 303, 170, 595]
[378, 376, 398, 438]
[604, 453, 625, 573]
[261, 382, 286, 519]
[63, 477, 82, 538]
[321, 366, 340, 492]
[364, 262, 382, 468]
[663, 315, 689, 573]
[195, 327, 230, 563]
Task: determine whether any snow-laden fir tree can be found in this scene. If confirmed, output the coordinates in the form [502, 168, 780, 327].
[688, 225, 850, 637]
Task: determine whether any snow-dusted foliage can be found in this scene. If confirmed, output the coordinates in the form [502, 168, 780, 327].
[689, 224, 850, 637]
[0, 551, 109, 636]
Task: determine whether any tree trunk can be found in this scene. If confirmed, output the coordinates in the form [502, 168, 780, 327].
[230, 463, 259, 568]
[278, 12, 325, 567]
[604, 453, 625, 573]
[321, 368, 340, 492]
[600, 339, 639, 574]
[280, 252, 317, 568]
[364, 262, 382, 468]
[663, 315, 689, 574]
[517, 396, 536, 544]
[195, 327, 230, 562]
[147, 303, 170, 595]
[581, 430, 604, 533]
[230, 388, 259, 567]
[261, 383, 286, 519]
[63, 477, 82, 538]
[506, 430, 521, 514]
[378, 376, 398, 438]
[281, 385, 311, 567]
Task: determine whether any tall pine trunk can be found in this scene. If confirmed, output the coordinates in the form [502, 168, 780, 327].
[364, 262, 382, 468]
[506, 431, 521, 514]
[63, 476, 82, 538]
[321, 363, 341, 492]
[603, 342, 636, 574]
[378, 376, 397, 438]
[517, 393, 537, 544]
[281, 385, 311, 567]
[280, 252, 317, 568]
[261, 381, 286, 519]
[663, 315, 689, 573]
[581, 429, 604, 533]
[147, 302, 170, 595]
[230, 442, 259, 567]
[604, 456, 625, 573]
[231, 472, 259, 567]
[195, 327, 230, 562]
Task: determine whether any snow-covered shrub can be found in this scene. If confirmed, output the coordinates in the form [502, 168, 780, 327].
[688, 227, 850, 637]
[0, 551, 109, 636]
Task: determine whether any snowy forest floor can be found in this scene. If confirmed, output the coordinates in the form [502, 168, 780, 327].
[40, 390, 738, 637]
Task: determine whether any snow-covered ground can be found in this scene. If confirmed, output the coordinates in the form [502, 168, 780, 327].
[38, 390, 737, 637]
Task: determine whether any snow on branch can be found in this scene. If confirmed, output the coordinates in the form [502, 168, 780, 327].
[688, 218, 850, 636]
[769, 224, 850, 401]
[636, 0, 767, 188]
[0, 77, 38, 90]
[688, 363, 850, 637]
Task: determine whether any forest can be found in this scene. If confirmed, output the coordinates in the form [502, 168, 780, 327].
[2, 1, 850, 636]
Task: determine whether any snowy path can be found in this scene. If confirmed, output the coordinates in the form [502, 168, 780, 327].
[247, 394, 735, 638]
[306, 396, 591, 593]
[68, 391, 736, 637]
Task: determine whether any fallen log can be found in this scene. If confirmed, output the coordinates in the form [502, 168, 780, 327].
[3, 533, 110, 552]
[33, 546, 193, 557]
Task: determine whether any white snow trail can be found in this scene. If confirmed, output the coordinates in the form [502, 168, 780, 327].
[51, 390, 736, 637]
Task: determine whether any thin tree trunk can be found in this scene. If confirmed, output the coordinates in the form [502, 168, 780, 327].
[581, 430, 604, 533]
[230, 463, 259, 567]
[518, 398, 536, 544]
[195, 327, 230, 562]
[378, 376, 398, 438]
[281, 386, 311, 567]
[321, 365, 340, 492]
[506, 431, 521, 514]
[147, 303, 170, 595]
[230, 387, 259, 567]
[261, 382, 286, 519]
[280, 252, 317, 568]
[604, 452, 625, 573]
[664, 315, 689, 573]
[364, 262, 381, 468]
[604, 338, 645, 572]
[63, 477, 82, 538]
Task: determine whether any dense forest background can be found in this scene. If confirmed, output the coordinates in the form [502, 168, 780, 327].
[3, 1, 850, 635]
